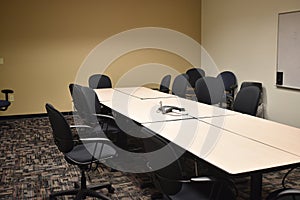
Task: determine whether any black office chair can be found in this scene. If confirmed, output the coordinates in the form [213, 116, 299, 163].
[232, 86, 261, 116]
[186, 68, 206, 88]
[0, 89, 14, 111]
[159, 74, 171, 93]
[70, 84, 98, 126]
[142, 128, 236, 200]
[171, 74, 189, 98]
[240, 81, 264, 117]
[45, 103, 116, 200]
[195, 77, 225, 106]
[75, 84, 132, 150]
[89, 74, 112, 89]
[217, 71, 238, 109]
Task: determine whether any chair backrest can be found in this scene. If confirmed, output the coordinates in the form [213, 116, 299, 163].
[159, 75, 171, 93]
[88, 74, 112, 89]
[217, 71, 237, 93]
[80, 85, 102, 116]
[68, 83, 74, 96]
[186, 68, 205, 88]
[142, 132, 184, 195]
[195, 76, 225, 105]
[45, 103, 74, 153]
[233, 86, 261, 116]
[240, 81, 262, 92]
[71, 84, 99, 125]
[172, 74, 189, 98]
[241, 81, 262, 100]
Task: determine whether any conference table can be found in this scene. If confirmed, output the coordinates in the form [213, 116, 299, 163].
[94, 86, 300, 200]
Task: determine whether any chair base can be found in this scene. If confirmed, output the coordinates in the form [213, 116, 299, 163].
[49, 182, 114, 200]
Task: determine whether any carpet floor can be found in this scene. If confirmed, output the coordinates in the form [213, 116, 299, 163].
[0, 116, 300, 200]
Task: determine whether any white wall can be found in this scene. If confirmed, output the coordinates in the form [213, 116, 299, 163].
[202, 0, 300, 128]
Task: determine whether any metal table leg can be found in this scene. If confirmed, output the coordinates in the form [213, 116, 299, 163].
[250, 173, 262, 200]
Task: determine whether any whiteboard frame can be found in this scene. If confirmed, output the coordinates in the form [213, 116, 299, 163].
[276, 10, 300, 90]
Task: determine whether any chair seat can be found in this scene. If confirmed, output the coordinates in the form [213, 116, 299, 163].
[0, 100, 10, 108]
[170, 181, 235, 200]
[65, 142, 116, 165]
[169, 182, 211, 200]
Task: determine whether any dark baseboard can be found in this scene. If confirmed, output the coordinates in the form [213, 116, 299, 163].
[0, 111, 74, 121]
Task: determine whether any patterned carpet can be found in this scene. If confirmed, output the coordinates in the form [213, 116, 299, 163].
[0, 116, 300, 200]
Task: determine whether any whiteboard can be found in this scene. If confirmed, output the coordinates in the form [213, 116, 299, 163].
[277, 11, 300, 90]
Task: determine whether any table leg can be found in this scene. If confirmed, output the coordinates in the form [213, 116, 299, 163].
[250, 173, 262, 200]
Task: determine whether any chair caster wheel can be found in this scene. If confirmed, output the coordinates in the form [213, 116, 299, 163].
[108, 185, 115, 193]
[49, 195, 57, 200]
[74, 182, 80, 189]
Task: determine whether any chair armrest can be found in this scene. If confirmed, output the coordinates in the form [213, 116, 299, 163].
[80, 137, 111, 142]
[190, 177, 215, 182]
[229, 84, 238, 90]
[70, 124, 91, 129]
[279, 189, 300, 195]
[154, 173, 191, 183]
[93, 113, 115, 120]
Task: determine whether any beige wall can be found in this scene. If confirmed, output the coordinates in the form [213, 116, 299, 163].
[202, 0, 300, 127]
[0, 0, 201, 116]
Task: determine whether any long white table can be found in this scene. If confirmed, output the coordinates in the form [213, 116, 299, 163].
[94, 87, 300, 200]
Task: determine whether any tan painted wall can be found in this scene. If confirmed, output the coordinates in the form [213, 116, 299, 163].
[202, 0, 300, 127]
[0, 0, 201, 115]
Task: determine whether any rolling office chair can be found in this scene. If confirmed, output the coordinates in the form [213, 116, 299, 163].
[45, 103, 116, 200]
[72, 84, 132, 151]
[88, 74, 112, 89]
[240, 81, 264, 117]
[70, 84, 116, 130]
[84, 85, 145, 152]
[171, 74, 189, 98]
[0, 89, 14, 111]
[159, 74, 171, 93]
[185, 68, 205, 100]
[217, 71, 238, 109]
[186, 68, 206, 88]
[88, 74, 112, 115]
[195, 77, 225, 106]
[232, 86, 261, 116]
[142, 128, 236, 200]
[70, 84, 113, 127]
[152, 75, 171, 94]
